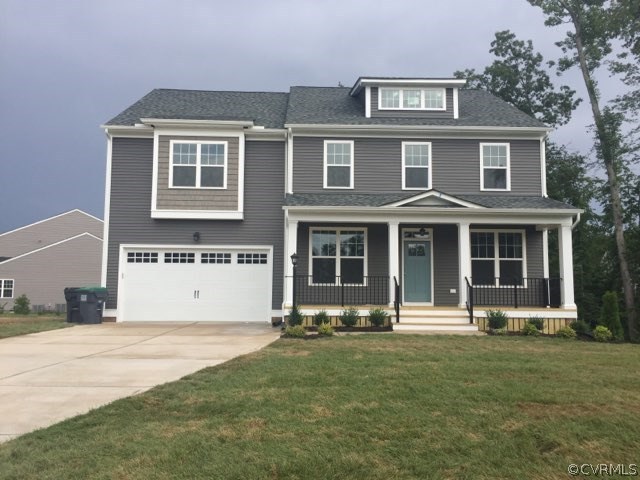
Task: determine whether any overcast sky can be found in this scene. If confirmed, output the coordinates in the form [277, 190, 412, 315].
[0, 0, 628, 232]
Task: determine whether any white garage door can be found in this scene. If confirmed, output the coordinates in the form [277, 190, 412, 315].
[119, 246, 272, 322]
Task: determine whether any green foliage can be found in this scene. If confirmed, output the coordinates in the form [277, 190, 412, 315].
[317, 322, 334, 337]
[284, 325, 306, 338]
[490, 327, 508, 336]
[339, 307, 359, 327]
[521, 322, 541, 336]
[368, 307, 388, 327]
[287, 304, 304, 326]
[556, 326, 577, 339]
[528, 316, 545, 332]
[570, 320, 592, 336]
[313, 309, 329, 326]
[13, 294, 31, 315]
[594, 325, 613, 342]
[486, 309, 508, 330]
[599, 291, 624, 339]
[0, 302, 6, 314]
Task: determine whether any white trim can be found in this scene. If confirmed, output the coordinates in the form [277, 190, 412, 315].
[101, 134, 112, 286]
[0, 233, 102, 266]
[401, 228, 434, 305]
[351, 78, 466, 95]
[458, 222, 471, 308]
[238, 132, 245, 214]
[285, 124, 552, 135]
[151, 131, 159, 214]
[287, 129, 293, 194]
[542, 228, 549, 278]
[480, 142, 511, 191]
[308, 227, 367, 285]
[474, 308, 577, 319]
[141, 118, 254, 128]
[453, 88, 459, 119]
[0, 209, 102, 239]
[0, 279, 15, 299]
[168, 140, 228, 190]
[378, 87, 446, 111]
[150, 210, 243, 220]
[540, 137, 547, 197]
[323, 139, 354, 189]
[365, 86, 371, 118]
[558, 225, 575, 308]
[401, 142, 432, 190]
[469, 229, 528, 285]
[385, 190, 483, 209]
[388, 221, 400, 305]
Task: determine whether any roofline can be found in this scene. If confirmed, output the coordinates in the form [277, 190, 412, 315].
[384, 190, 484, 208]
[284, 123, 552, 135]
[0, 210, 103, 239]
[0, 232, 102, 266]
[283, 205, 583, 215]
[351, 77, 467, 96]
[140, 118, 255, 128]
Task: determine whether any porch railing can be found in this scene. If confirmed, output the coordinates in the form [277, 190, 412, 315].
[289, 275, 389, 306]
[393, 276, 401, 323]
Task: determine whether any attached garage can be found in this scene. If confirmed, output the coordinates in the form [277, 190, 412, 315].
[117, 245, 273, 322]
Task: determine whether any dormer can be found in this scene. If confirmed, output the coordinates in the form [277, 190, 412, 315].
[350, 77, 467, 120]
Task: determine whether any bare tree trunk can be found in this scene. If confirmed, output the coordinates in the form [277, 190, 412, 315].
[562, 0, 637, 340]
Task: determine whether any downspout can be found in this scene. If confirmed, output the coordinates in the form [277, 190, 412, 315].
[572, 212, 581, 230]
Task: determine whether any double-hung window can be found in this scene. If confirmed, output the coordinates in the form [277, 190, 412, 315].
[324, 140, 354, 189]
[0, 279, 14, 298]
[171, 141, 226, 189]
[471, 231, 525, 286]
[311, 229, 366, 284]
[379, 88, 445, 110]
[480, 143, 510, 191]
[402, 142, 431, 189]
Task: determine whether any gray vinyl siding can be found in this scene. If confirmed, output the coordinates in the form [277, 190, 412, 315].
[106, 137, 285, 310]
[0, 235, 102, 310]
[370, 87, 454, 119]
[292, 137, 541, 196]
[156, 135, 239, 211]
[433, 225, 459, 306]
[0, 211, 102, 258]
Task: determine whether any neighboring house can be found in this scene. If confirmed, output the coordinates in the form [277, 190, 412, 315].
[0, 210, 103, 311]
[102, 77, 581, 331]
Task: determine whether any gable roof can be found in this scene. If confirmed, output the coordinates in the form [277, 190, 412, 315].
[105, 89, 290, 129]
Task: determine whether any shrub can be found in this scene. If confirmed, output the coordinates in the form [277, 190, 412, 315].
[528, 316, 544, 332]
[313, 309, 330, 326]
[593, 325, 613, 342]
[13, 294, 31, 315]
[486, 309, 508, 330]
[284, 325, 306, 338]
[368, 307, 388, 327]
[288, 304, 304, 326]
[317, 322, 334, 336]
[491, 327, 508, 336]
[570, 319, 591, 336]
[521, 322, 540, 336]
[0, 302, 6, 314]
[556, 326, 577, 339]
[339, 307, 359, 327]
[599, 291, 623, 340]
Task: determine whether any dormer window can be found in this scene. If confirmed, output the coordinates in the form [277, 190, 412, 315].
[379, 87, 445, 111]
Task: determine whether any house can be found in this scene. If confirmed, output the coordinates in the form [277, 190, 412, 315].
[0, 210, 103, 312]
[101, 77, 581, 332]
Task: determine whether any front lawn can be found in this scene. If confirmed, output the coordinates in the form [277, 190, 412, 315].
[0, 315, 71, 339]
[1, 335, 638, 479]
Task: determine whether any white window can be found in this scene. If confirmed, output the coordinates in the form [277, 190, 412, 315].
[310, 229, 366, 284]
[170, 141, 227, 189]
[0, 279, 14, 298]
[201, 253, 231, 264]
[164, 252, 195, 264]
[324, 140, 354, 189]
[237, 253, 267, 264]
[402, 142, 432, 190]
[379, 88, 445, 111]
[480, 143, 510, 191]
[471, 231, 526, 286]
[127, 252, 158, 263]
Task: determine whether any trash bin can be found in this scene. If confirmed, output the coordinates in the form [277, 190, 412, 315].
[64, 286, 108, 324]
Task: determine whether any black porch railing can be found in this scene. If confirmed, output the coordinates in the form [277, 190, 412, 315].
[289, 275, 389, 306]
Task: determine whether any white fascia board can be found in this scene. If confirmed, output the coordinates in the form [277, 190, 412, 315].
[351, 78, 467, 95]
[245, 128, 287, 141]
[140, 118, 254, 128]
[285, 124, 552, 136]
[0, 233, 102, 266]
[386, 190, 483, 209]
[0, 209, 102, 239]
[101, 125, 154, 137]
[150, 210, 244, 220]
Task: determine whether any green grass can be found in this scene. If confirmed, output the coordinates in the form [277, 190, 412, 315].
[1, 335, 639, 479]
[0, 315, 71, 338]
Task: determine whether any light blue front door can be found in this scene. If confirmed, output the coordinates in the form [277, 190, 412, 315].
[403, 241, 431, 302]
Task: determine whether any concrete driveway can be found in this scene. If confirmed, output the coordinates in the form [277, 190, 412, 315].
[0, 322, 281, 442]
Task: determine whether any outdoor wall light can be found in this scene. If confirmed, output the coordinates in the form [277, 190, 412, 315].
[193, 232, 201, 243]
[290, 252, 298, 266]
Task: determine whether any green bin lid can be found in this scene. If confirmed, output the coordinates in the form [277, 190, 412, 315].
[79, 286, 108, 293]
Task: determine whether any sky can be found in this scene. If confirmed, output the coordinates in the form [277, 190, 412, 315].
[0, 0, 630, 233]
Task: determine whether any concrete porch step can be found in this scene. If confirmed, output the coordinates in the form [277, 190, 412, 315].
[393, 322, 481, 334]
[398, 315, 470, 324]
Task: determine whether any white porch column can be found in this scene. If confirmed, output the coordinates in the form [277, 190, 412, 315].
[542, 228, 550, 278]
[284, 219, 298, 308]
[558, 225, 576, 308]
[458, 222, 471, 308]
[388, 221, 400, 305]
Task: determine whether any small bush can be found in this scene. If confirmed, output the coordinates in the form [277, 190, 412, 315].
[284, 325, 306, 338]
[339, 307, 360, 327]
[368, 307, 388, 327]
[313, 309, 330, 326]
[556, 326, 577, 339]
[570, 319, 591, 336]
[593, 325, 613, 342]
[599, 291, 623, 340]
[0, 302, 6, 314]
[13, 294, 31, 315]
[521, 322, 540, 336]
[288, 304, 304, 326]
[317, 323, 334, 336]
[486, 309, 508, 330]
[490, 327, 508, 336]
[528, 316, 544, 332]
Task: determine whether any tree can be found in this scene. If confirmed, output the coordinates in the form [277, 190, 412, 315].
[527, 0, 638, 340]
[454, 30, 580, 127]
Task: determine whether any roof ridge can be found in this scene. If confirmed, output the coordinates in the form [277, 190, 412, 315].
[153, 88, 288, 95]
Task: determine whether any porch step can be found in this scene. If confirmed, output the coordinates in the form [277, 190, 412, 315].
[398, 315, 470, 325]
[393, 322, 481, 334]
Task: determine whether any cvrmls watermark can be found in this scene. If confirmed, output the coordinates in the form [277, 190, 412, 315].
[568, 464, 638, 476]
